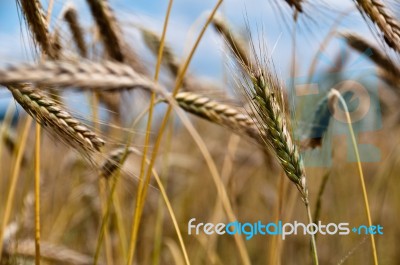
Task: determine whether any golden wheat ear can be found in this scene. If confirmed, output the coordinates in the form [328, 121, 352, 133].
[17, 0, 60, 59]
[174, 91, 262, 140]
[341, 32, 400, 86]
[62, 4, 88, 58]
[354, 0, 400, 53]
[100, 147, 135, 179]
[8, 84, 105, 155]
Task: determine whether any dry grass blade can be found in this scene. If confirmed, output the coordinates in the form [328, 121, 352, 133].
[342, 32, 400, 84]
[17, 0, 59, 59]
[175, 92, 262, 142]
[7, 84, 105, 154]
[354, 0, 400, 52]
[63, 5, 88, 57]
[0, 60, 158, 92]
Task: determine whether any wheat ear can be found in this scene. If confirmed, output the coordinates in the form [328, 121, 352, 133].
[85, 0, 125, 62]
[7, 84, 104, 154]
[354, 0, 400, 52]
[100, 147, 135, 179]
[17, 0, 59, 59]
[212, 15, 253, 69]
[283, 0, 304, 13]
[63, 5, 88, 57]
[175, 92, 262, 141]
[249, 69, 307, 195]
[86, 0, 146, 74]
[342, 32, 400, 83]
[0, 60, 158, 92]
[240, 60, 318, 263]
[142, 29, 180, 77]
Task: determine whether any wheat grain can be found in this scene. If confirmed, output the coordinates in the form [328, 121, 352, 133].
[7, 84, 105, 154]
[354, 0, 400, 52]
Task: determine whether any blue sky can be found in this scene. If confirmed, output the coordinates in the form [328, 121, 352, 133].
[0, 0, 383, 117]
[0, 0, 374, 74]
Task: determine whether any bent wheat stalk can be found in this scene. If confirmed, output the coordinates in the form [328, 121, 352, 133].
[7, 84, 104, 154]
[354, 0, 400, 52]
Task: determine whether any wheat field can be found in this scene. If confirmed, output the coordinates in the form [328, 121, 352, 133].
[0, 0, 399, 264]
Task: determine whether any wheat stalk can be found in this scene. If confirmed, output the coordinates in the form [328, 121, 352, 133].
[354, 0, 400, 52]
[7, 84, 105, 154]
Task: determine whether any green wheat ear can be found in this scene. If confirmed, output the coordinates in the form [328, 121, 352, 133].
[249, 69, 307, 198]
